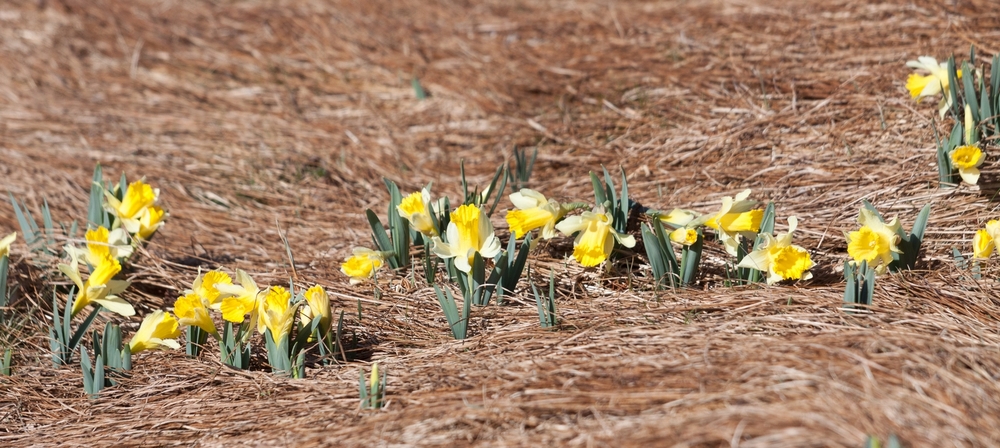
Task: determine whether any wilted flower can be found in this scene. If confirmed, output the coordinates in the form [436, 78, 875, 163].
[128, 310, 181, 353]
[555, 206, 636, 267]
[736, 216, 814, 284]
[505, 188, 567, 240]
[398, 188, 438, 237]
[432, 204, 501, 273]
[0, 232, 16, 258]
[845, 208, 902, 273]
[341, 247, 385, 284]
[905, 56, 961, 118]
[59, 250, 133, 317]
[174, 293, 218, 336]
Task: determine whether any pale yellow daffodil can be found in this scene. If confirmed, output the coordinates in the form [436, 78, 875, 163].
[906, 56, 961, 118]
[341, 248, 385, 284]
[432, 204, 502, 272]
[302, 285, 331, 337]
[973, 228, 994, 259]
[128, 310, 181, 353]
[669, 227, 698, 246]
[136, 205, 165, 240]
[173, 293, 218, 336]
[736, 216, 814, 284]
[692, 189, 763, 256]
[104, 180, 159, 235]
[0, 232, 16, 258]
[398, 188, 438, 237]
[505, 188, 567, 240]
[951, 104, 986, 185]
[659, 209, 699, 228]
[58, 249, 133, 317]
[555, 207, 636, 267]
[845, 208, 902, 273]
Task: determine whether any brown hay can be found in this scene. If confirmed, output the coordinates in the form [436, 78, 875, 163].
[3, 0, 1000, 446]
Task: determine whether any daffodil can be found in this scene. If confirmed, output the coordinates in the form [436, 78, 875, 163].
[0, 232, 16, 258]
[398, 188, 438, 237]
[302, 285, 331, 337]
[341, 247, 385, 284]
[432, 204, 502, 272]
[173, 293, 218, 336]
[973, 229, 994, 259]
[70, 226, 133, 267]
[691, 189, 763, 256]
[906, 56, 961, 118]
[260, 286, 297, 341]
[845, 208, 902, 273]
[555, 207, 636, 267]
[505, 188, 567, 239]
[105, 180, 159, 235]
[669, 227, 698, 246]
[951, 145, 985, 184]
[736, 216, 814, 284]
[659, 209, 699, 228]
[128, 310, 181, 353]
[136, 205, 165, 240]
[217, 269, 263, 329]
[59, 250, 133, 317]
[193, 270, 233, 310]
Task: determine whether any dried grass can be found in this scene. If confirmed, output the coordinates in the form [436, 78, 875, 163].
[3, 0, 1000, 446]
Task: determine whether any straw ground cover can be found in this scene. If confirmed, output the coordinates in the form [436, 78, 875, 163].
[2, 0, 1000, 445]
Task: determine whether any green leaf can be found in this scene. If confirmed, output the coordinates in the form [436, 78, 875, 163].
[384, 178, 410, 269]
[412, 77, 426, 100]
[365, 209, 399, 269]
[88, 164, 108, 229]
[590, 172, 607, 207]
[680, 229, 703, 286]
[618, 167, 629, 234]
[947, 55, 961, 120]
[434, 286, 461, 339]
[8, 194, 38, 249]
[962, 61, 980, 126]
[81, 346, 94, 394]
[68, 306, 103, 357]
[843, 261, 856, 305]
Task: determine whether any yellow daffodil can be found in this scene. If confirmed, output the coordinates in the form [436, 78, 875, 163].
[659, 209, 699, 228]
[845, 208, 902, 273]
[555, 207, 636, 267]
[193, 270, 233, 310]
[906, 56, 961, 118]
[0, 232, 16, 258]
[691, 189, 763, 256]
[432, 204, 502, 272]
[260, 286, 297, 341]
[951, 145, 985, 185]
[736, 216, 814, 284]
[173, 293, 218, 335]
[59, 250, 133, 317]
[71, 226, 133, 267]
[302, 285, 331, 337]
[104, 180, 159, 235]
[341, 247, 385, 284]
[136, 205, 165, 240]
[951, 104, 986, 185]
[505, 188, 567, 240]
[973, 229, 994, 259]
[398, 188, 438, 237]
[128, 310, 181, 353]
[217, 269, 263, 329]
[669, 227, 698, 246]
[974, 219, 1000, 259]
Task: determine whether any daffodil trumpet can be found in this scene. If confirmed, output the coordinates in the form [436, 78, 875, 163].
[555, 206, 636, 268]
